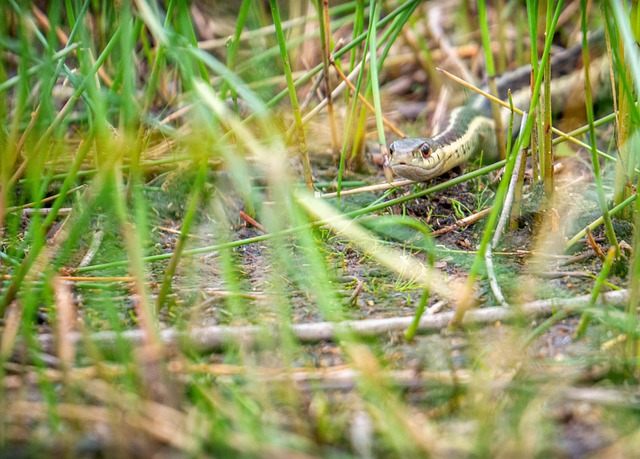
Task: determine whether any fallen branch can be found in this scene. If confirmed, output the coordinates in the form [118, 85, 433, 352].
[35, 290, 630, 353]
[430, 207, 492, 236]
[319, 179, 415, 199]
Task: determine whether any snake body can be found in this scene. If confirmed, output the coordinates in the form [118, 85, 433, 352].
[389, 31, 609, 181]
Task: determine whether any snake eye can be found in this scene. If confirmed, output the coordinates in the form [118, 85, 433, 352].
[388, 143, 395, 156]
[420, 143, 431, 159]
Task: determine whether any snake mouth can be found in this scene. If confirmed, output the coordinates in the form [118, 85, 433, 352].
[391, 161, 445, 182]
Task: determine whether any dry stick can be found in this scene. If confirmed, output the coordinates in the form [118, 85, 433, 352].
[586, 228, 607, 260]
[430, 207, 493, 236]
[7, 185, 85, 213]
[299, 68, 326, 112]
[400, 21, 442, 91]
[348, 280, 365, 304]
[15, 106, 41, 158]
[53, 276, 76, 370]
[239, 210, 267, 233]
[36, 289, 629, 352]
[21, 208, 72, 216]
[534, 271, 595, 279]
[7, 149, 31, 190]
[331, 58, 405, 137]
[159, 105, 193, 126]
[197, 13, 313, 51]
[58, 276, 135, 282]
[428, 7, 477, 85]
[7, 185, 87, 213]
[288, 55, 368, 140]
[320, 179, 414, 198]
[560, 250, 595, 266]
[319, 0, 340, 154]
[0, 275, 135, 282]
[0, 303, 22, 361]
[382, 45, 480, 70]
[77, 226, 104, 269]
[485, 115, 528, 308]
[430, 86, 451, 134]
[201, 290, 266, 302]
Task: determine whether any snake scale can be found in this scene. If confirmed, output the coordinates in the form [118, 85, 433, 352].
[388, 31, 609, 181]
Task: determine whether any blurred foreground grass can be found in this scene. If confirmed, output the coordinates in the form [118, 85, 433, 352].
[1, 1, 640, 457]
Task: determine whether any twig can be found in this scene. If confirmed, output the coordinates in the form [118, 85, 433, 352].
[430, 207, 492, 236]
[559, 250, 595, 266]
[239, 210, 267, 233]
[348, 280, 365, 304]
[533, 271, 595, 279]
[53, 276, 76, 369]
[201, 289, 266, 302]
[287, 55, 368, 141]
[485, 114, 527, 308]
[428, 7, 477, 84]
[0, 303, 22, 361]
[318, 1, 340, 154]
[78, 225, 104, 269]
[426, 300, 446, 315]
[586, 228, 607, 260]
[6, 271, 132, 285]
[21, 207, 72, 216]
[331, 59, 405, 137]
[159, 104, 193, 126]
[320, 179, 415, 198]
[36, 290, 630, 352]
[563, 387, 640, 408]
[15, 106, 41, 158]
[299, 68, 326, 112]
[58, 276, 136, 282]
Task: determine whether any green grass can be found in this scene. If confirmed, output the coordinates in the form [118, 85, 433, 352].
[1, 1, 640, 457]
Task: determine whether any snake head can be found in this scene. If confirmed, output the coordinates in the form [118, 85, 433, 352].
[389, 141, 430, 159]
[388, 138, 445, 181]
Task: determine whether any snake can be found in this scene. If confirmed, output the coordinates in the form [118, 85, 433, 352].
[388, 31, 609, 182]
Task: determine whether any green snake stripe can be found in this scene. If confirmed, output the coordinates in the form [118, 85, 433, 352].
[388, 31, 609, 181]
